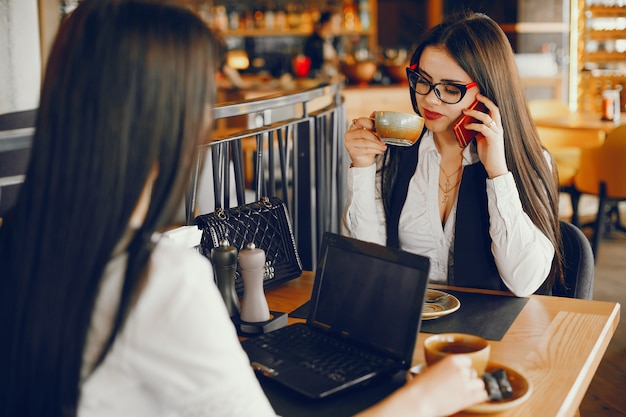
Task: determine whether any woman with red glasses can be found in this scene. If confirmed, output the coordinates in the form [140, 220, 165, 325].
[342, 12, 563, 297]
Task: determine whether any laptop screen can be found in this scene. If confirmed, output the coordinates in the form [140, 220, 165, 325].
[308, 233, 430, 364]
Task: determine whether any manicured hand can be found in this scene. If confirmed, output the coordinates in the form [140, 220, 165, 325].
[344, 115, 387, 168]
[464, 94, 508, 178]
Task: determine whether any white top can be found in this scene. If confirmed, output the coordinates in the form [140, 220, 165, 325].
[341, 130, 554, 297]
[79, 238, 277, 417]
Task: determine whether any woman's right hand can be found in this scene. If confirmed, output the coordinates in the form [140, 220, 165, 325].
[406, 355, 489, 417]
[356, 355, 488, 417]
[344, 116, 387, 168]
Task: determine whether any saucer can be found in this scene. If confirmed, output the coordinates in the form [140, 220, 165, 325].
[380, 137, 416, 147]
[466, 363, 532, 414]
[421, 289, 460, 320]
[406, 362, 532, 414]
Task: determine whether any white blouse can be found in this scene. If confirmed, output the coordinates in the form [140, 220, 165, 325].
[341, 130, 554, 297]
[79, 238, 277, 417]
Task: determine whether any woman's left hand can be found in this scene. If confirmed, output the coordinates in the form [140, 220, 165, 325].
[465, 94, 508, 178]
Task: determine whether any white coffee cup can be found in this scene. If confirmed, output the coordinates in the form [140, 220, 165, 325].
[424, 333, 491, 376]
[374, 110, 425, 147]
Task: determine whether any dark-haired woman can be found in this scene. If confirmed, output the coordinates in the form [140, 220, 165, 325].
[0, 1, 274, 416]
[342, 12, 562, 297]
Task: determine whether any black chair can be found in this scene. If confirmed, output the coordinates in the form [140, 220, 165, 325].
[553, 220, 594, 300]
[573, 124, 626, 257]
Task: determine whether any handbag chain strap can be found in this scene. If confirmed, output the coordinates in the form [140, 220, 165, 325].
[214, 197, 273, 220]
[260, 196, 272, 207]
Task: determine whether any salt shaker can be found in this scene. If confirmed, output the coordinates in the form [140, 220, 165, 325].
[239, 242, 270, 322]
[210, 239, 240, 317]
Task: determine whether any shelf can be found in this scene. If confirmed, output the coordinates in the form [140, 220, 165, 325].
[576, 0, 626, 112]
[584, 51, 626, 62]
[500, 22, 569, 33]
[193, 0, 379, 57]
[578, 72, 626, 115]
[586, 5, 626, 16]
[587, 29, 626, 40]
[223, 28, 374, 38]
[586, 70, 626, 77]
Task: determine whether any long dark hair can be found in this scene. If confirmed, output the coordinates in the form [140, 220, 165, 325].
[382, 12, 563, 291]
[0, 1, 218, 415]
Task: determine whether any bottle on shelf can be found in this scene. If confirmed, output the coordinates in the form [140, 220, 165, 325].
[286, 3, 301, 30]
[265, 0, 275, 30]
[602, 88, 621, 121]
[243, 7, 255, 30]
[253, 4, 265, 29]
[275, 5, 287, 31]
[228, 6, 240, 31]
[343, 0, 360, 32]
[358, 0, 370, 31]
[300, 6, 314, 33]
[213, 5, 228, 33]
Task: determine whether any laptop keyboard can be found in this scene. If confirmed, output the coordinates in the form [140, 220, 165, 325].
[245, 325, 395, 382]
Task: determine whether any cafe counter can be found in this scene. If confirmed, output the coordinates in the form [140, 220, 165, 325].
[217, 74, 412, 131]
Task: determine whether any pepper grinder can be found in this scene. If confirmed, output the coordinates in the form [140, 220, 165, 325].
[239, 242, 270, 323]
[210, 239, 240, 317]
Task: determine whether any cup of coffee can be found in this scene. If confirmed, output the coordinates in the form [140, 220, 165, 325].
[373, 110, 424, 147]
[423, 333, 490, 376]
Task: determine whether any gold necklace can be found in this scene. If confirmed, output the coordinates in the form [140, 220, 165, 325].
[439, 164, 463, 205]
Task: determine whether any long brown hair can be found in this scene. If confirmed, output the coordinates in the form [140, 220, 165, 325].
[0, 1, 218, 416]
[383, 11, 563, 291]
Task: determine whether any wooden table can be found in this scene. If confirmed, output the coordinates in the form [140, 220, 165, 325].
[534, 112, 626, 136]
[263, 272, 621, 417]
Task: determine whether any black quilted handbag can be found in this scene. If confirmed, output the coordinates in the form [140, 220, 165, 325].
[195, 196, 303, 295]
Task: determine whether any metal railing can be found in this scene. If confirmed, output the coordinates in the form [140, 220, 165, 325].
[0, 110, 36, 217]
[186, 80, 348, 270]
[0, 81, 349, 268]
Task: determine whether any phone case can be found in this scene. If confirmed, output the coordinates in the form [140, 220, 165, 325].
[453, 101, 489, 148]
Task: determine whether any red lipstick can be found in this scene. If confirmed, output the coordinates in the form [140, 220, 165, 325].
[423, 109, 443, 121]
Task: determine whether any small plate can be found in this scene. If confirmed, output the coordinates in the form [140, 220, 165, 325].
[406, 363, 532, 414]
[380, 137, 416, 147]
[466, 363, 532, 414]
[422, 289, 460, 320]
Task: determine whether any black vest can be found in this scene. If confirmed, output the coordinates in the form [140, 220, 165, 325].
[386, 141, 506, 291]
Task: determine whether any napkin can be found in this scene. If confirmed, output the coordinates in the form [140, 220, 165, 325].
[290, 290, 529, 341]
[419, 290, 529, 341]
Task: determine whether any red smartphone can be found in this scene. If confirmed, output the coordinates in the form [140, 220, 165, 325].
[453, 100, 489, 148]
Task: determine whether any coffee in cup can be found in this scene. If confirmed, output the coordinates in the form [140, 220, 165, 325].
[373, 110, 424, 147]
[423, 333, 490, 376]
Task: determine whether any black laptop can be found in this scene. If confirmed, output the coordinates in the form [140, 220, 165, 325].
[241, 232, 430, 399]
